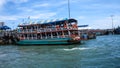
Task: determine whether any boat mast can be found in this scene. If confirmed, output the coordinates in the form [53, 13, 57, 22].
[68, 0, 71, 19]
[67, 0, 71, 37]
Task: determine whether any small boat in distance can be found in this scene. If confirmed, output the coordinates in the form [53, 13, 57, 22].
[16, 18, 81, 45]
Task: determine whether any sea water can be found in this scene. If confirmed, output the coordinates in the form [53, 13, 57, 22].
[0, 35, 120, 68]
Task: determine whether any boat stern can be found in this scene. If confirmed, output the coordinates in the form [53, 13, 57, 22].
[68, 36, 81, 44]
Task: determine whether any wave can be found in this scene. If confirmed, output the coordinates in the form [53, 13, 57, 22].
[0, 54, 7, 57]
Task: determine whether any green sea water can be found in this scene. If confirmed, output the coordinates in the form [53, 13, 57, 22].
[0, 35, 120, 68]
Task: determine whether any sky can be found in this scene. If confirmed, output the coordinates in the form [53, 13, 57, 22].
[0, 0, 120, 29]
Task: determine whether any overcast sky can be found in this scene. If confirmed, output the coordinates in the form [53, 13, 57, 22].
[0, 0, 120, 29]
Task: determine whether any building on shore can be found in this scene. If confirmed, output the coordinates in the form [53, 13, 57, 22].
[0, 22, 11, 39]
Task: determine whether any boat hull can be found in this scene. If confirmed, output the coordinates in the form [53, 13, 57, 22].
[16, 38, 80, 45]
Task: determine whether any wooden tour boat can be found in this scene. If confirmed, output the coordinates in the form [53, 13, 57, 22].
[16, 18, 81, 45]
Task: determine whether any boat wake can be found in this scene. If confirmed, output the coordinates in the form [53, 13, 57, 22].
[62, 47, 90, 51]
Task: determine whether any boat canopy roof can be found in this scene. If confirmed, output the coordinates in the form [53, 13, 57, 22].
[78, 25, 88, 27]
[18, 18, 77, 27]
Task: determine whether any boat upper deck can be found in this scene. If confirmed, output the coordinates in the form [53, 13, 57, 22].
[18, 18, 77, 27]
[17, 18, 79, 34]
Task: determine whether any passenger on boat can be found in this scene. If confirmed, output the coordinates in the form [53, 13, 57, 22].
[64, 23, 67, 29]
[19, 36, 25, 40]
[56, 25, 60, 30]
[72, 23, 78, 29]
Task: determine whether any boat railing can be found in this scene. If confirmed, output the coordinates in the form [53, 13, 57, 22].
[52, 36, 58, 38]
[64, 35, 69, 37]
[41, 37, 47, 39]
[22, 35, 71, 40]
[18, 27, 78, 33]
[37, 29, 41, 32]
[25, 37, 38, 40]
